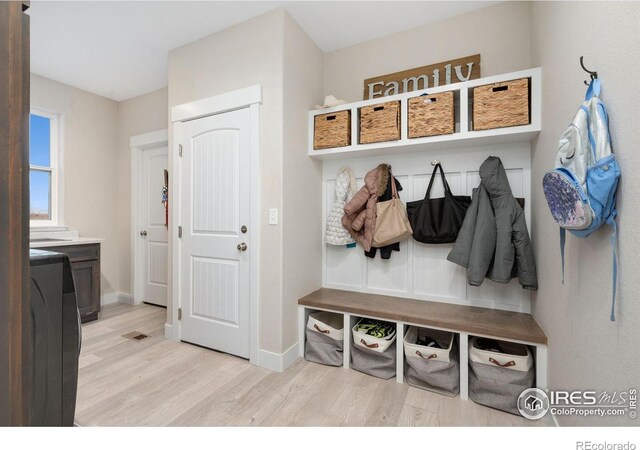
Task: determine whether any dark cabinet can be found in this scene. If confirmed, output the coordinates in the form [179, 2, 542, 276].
[34, 244, 101, 323]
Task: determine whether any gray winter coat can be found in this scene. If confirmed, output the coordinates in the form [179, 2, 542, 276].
[447, 157, 538, 290]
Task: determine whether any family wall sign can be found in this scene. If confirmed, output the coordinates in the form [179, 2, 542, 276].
[363, 54, 481, 100]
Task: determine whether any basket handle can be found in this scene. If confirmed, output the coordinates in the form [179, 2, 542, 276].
[360, 339, 379, 349]
[416, 350, 437, 360]
[489, 357, 516, 368]
[314, 324, 330, 334]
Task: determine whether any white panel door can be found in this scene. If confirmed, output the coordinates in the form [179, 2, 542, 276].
[141, 147, 168, 307]
[178, 108, 251, 359]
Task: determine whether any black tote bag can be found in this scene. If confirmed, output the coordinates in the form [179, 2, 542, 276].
[407, 163, 472, 244]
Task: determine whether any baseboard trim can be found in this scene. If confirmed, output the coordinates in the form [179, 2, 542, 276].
[257, 342, 300, 372]
[101, 292, 119, 306]
[164, 323, 179, 342]
[118, 292, 135, 306]
[101, 291, 135, 306]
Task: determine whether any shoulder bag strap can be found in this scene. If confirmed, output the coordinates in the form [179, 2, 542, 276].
[389, 165, 398, 198]
[424, 163, 453, 204]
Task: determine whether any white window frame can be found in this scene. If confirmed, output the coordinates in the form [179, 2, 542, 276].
[29, 107, 64, 229]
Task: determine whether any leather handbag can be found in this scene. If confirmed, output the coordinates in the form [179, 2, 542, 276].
[407, 163, 471, 244]
[372, 168, 413, 247]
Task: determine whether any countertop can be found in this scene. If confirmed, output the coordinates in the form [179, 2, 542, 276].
[30, 237, 105, 248]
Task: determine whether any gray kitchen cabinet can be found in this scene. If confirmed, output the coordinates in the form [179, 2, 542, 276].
[33, 243, 101, 323]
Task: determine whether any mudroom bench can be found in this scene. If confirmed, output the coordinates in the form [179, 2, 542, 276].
[298, 288, 548, 400]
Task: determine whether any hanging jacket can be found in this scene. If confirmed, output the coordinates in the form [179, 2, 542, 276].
[326, 167, 357, 246]
[342, 164, 389, 252]
[365, 176, 403, 259]
[447, 156, 538, 290]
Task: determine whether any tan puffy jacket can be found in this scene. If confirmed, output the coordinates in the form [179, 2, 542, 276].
[342, 164, 389, 252]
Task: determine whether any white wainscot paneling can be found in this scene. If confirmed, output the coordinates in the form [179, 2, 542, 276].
[366, 240, 409, 293]
[365, 175, 409, 294]
[321, 143, 532, 313]
[325, 179, 363, 289]
[467, 279, 529, 312]
[411, 171, 467, 300]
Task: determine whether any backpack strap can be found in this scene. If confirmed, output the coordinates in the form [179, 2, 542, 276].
[586, 79, 601, 100]
[607, 215, 618, 322]
[559, 227, 566, 284]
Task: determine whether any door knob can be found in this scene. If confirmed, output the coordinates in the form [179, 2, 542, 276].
[237, 242, 248, 251]
[140, 230, 147, 237]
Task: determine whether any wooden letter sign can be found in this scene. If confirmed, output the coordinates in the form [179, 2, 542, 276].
[363, 54, 481, 99]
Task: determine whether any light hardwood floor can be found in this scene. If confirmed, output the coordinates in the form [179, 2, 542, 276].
[75, 304, 550, 427]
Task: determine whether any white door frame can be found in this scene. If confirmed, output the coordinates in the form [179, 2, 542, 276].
[169, 85, 262, 365]
[130, 129, 169, 306]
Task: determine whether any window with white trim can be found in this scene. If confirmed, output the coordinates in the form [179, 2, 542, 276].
[29, 109, 60, 227]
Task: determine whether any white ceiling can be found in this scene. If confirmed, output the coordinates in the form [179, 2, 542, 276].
[28, 1, 499, 101]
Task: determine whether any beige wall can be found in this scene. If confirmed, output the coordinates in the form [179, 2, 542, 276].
[116, 88, 168, 295]
[530, 1, 640, 426]
[281, 13, 324, 350]
[168, 9, 287, 353]
[323, 1, 532, 102]
[168, 9, 324, 355]
[31, 77, 167, 300]
[30, 74, 120, 298]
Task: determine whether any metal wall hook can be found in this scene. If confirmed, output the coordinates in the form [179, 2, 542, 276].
[580, 56, 598, 86]
[431, 160, 440, 166]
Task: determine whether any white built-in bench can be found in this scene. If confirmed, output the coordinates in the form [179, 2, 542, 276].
[298, 288, 548, 400]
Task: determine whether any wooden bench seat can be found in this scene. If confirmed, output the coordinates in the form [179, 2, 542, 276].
[299, 288, 547, 345]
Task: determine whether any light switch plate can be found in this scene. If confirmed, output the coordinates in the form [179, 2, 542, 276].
[269, 208, 278, 225]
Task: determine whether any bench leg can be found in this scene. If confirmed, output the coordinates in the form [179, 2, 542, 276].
[396, 322, 404, 384]
[343, 313, 351, 369]
[298, 306, 306, 358]
[535, 344, 548, 391]
[459, 332, 469, 400]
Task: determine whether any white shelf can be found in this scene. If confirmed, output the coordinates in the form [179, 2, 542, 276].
[308, 67, 541, 160]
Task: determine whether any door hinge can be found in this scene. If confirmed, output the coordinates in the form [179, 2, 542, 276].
[179, 144, 183, 157]
[178, 226, 182, 238]
[178, 308, 182, 320]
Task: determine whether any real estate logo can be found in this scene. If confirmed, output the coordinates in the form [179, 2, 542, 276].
[517, 388, 550, 420]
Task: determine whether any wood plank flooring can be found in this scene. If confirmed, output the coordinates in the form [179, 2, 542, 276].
[75, 304, 550, 427]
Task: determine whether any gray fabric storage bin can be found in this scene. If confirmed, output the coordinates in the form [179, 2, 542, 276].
[469, 359, 535, 415]
[304, 327, 343, 367]
[351, 340, 396, 380]
[304, 311, 344, 367]
[403, 326, 459, 396]
[405, 346, 460, 397]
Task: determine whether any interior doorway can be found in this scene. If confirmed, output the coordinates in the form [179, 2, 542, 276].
[131, 130, 169, 307]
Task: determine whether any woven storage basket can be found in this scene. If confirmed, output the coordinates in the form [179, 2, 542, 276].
[473, 78, 530, 131]
[359, 100, 401, 144]
[408, 91, 455, 138]
[313, 110, 351, 150]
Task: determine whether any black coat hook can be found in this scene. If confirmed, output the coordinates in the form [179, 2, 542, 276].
[580, 56, 598, 86]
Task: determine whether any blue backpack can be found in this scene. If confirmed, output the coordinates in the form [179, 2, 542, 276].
[542, 79, 621, 321]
